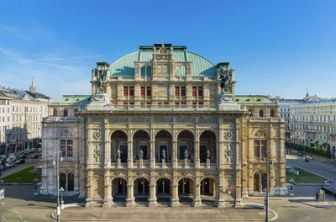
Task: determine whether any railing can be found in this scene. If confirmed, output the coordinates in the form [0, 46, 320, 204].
[43, 116, 80, 122]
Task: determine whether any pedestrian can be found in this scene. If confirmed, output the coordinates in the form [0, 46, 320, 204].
[315, 191, 319, 201]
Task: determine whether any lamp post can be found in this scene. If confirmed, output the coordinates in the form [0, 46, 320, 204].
[264, 152, 272, 222]
[53, 151, 62, 222]
[60, 187, 64, 207]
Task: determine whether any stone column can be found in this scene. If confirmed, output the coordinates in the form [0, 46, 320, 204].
[103, 170, 113, 207]
[235, 120, 243, 208]
[150, 140, 156, 168]
[217, 171, 225, 208]
[104, 119, 111, 168]
[127, 140, 133, 168]
[172, 140, 178, 168]
[194, 140, 200, 168]
[193, 177, 202, 207]
[171, 176, 179, 207]
[85, 169, 93, 207]
[148, 176, 157, 207]
[126, 177, 135, 206]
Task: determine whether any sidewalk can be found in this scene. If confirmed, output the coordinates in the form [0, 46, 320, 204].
[51, 205, 277, 222]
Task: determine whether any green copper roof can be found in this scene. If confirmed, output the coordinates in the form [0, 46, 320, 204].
[235, 95, 273, 104]
[110, 46, 216, 77]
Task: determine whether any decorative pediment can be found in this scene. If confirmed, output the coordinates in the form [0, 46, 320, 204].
[59, 129, 73, 137]
[254, 129, 267, 138]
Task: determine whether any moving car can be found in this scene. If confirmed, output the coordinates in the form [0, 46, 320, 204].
[5, 156, 16, 168]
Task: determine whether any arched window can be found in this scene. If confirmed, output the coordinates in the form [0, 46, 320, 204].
[53, 108, 57, 116]
[259, 109, 264, 117]
[270, 109, 275, 117]
[68, 173, 74, 191]
[63, 109, 68, 117]
[60, 173, 66, 190]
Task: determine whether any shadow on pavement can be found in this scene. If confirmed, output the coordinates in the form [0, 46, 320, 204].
[0, 184, 84, 205]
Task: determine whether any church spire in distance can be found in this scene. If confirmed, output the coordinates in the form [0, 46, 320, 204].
[30, 76, 36, 92]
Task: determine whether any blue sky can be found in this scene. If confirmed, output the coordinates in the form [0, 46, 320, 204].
[0, 0, 335, 99]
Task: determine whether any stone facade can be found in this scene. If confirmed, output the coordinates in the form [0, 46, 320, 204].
[41, 44, 286, 207]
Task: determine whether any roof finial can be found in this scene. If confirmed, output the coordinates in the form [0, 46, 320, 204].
[30, 76, 36, 92]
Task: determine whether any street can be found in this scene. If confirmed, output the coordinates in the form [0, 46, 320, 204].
[0, 152, 336, 222]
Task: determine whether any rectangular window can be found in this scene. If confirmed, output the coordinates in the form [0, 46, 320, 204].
[60, 140, 66, 157]
[123, 86, 128, 96]
[129, 86, 134, 97]
[198, 86, 203, 97]
[181, 86, 186, 97]
[254, 140, 267, 160]
[141, 86, 146, 97]
[192, 86, 197, 97]
[146, 86, 152, 97]
[175, 86, 180, 97]
[67, 140, 73, 157]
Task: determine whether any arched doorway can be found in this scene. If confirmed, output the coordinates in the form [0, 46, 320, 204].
[156, 178, 171, 202]
[253, 173, 267, 192]
[134, 178, 149, 202]
[199, 131, 216, 163]
[67, 173, 74, 191]
[155, 130, 172, 163]
[200, 178, 216, 204]
[178, 178, 194, 203]
[177, 130, 194, 161]
[133, 130, 150, 162]
[112, 178, 127, 202]
[60, 173, 66, 190]
[111, 131, 128, 163]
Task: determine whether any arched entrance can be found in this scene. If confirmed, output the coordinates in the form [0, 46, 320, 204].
[253, 173, 267, 192]
[134, 178, 149, 202]
[111, 131, 128, 163]
[178, 178, 194, 203]
[200, 178, 216, 204]
[177, 130, 194, 161]
[60, 173, 66, 190]
[199, 131, 216, 163]
[156, 178, 171, 202]
[133, 130, 150, 162]
[67, 173, 74, 191]
[112, 178, 127, 202]
[155, 130, 172, 163]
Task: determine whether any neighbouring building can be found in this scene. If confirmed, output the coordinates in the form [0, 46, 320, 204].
[287, 98, 336, 149]
[0, 80, 50, 155]
[40, 44, 286, 208]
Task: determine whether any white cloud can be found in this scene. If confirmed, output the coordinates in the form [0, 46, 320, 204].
[0, 46, 97, 99]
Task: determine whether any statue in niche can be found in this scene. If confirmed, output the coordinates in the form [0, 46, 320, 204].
[96, 70, 106, 94]
[206, 149, 211, 159]
[139, 149, 143, 160]
[162, 149, 166, 162]
[116, 148, 121, 160]
[184, 149, 188, 160]
[219, 66, 231, 92]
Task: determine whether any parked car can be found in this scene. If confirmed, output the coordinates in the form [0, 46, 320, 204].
[15, 158, 25, 164]
[5, 156, 16, 168]
[31, 153, 40, 159]
[0, 155, 6, 165]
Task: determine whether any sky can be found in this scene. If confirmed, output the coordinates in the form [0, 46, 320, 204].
[0, 0, 335, 100]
